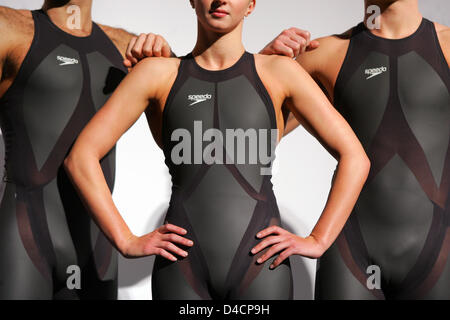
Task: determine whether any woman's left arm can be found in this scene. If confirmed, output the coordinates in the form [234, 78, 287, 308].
[63, 57, 177, 255]
[252, 56, 370, 268]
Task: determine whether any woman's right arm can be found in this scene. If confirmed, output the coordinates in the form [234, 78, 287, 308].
[64, 57, 193, 261]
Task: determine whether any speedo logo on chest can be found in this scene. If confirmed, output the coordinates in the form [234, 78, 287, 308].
[365, 66, 387, 79]
[57, 55, 79, 66]
[188, 94, 212, 106]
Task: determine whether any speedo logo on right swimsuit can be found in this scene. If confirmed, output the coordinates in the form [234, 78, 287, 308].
[57, 55, 79, 66]
[365, 66, 387, 79]
[188, 94, 212, 106]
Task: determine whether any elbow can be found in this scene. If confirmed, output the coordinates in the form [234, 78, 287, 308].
[359, 152, 371, 174]
[63, 150, 82, 179]
[361, 153, 371, 179]
[63, 154, 75, 178]
[353, 152, 371, 188]
[352, 151, 371, 181]
[339, 148, 371, 180]
[64, 147, 99, 181]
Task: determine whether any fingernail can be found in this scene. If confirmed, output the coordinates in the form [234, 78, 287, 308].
[257, 258, 262, 263]
[269, 264, 274, 269]
[251, 248, 255, 254]
[188, 240, 193, 245]
[183, 252, 188, 257]
[256, 233, 261, 238]
[172, 257, 177, 261]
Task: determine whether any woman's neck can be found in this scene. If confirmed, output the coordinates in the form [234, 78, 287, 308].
[192, 22, 246, 71]
[364, 0, 422, 39]
[42, 0, 93, 36]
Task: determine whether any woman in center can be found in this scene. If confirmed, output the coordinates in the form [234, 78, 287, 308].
[64, 0, 370, 300]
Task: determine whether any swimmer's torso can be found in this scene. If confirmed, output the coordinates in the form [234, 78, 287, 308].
[151, 52, 293, 300]
[0, 9, 127, 299]
[316, 18, 450, 299]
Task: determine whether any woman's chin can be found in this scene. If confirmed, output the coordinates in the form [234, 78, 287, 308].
[210, 26, 240, 36]
[202, 19, 240, 34]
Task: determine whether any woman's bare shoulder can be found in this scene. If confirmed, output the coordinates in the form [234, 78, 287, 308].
[254, 53, 307, 80]
[253, 53, 313, 101]
[123, 57, 182, 99]
[130, 56, 181, 78]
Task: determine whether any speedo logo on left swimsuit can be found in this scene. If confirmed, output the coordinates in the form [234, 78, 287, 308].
[365, 66, 387, 79]
[57, 55, 79, 66]
[188, 94, 212, 106]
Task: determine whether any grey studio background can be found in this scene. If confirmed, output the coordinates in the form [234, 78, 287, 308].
[0, 0, 448, 300]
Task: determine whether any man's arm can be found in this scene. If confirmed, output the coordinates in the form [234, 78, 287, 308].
[98, 24, 174, 68]
[0, 6, 33, 97]
[281, 36, 336, 137]
[259, 27, 320, 58]
[64, 57, 186, 259]
[125, 27, 318, 69]
[0, 7, 9, 82]
[260, 27, 352, 135]
[283, 32, 351, 136]
[0, 6, 23, 80]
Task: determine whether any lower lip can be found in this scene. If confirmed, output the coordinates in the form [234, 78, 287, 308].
[211, 11, 228, 18]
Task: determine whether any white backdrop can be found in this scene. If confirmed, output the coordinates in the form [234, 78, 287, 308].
[1, 0, 449, 300]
